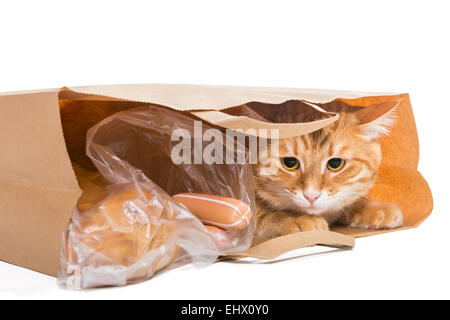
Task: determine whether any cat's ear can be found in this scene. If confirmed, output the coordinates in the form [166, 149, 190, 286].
[355, 99, 401, 141]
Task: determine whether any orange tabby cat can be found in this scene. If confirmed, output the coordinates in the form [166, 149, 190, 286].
[253, 103, 403, 237]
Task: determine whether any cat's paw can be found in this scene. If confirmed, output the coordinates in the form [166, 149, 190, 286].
[349, 202, 403, 230]
[296, 215, 329, 232]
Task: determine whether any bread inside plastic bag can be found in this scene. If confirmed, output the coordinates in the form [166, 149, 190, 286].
[59, 104, 256, 289]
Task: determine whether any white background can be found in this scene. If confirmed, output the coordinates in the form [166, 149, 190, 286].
[0, 0, 449, 299]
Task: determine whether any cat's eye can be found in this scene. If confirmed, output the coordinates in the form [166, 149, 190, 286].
[281, 157, 300, 171]
[327, 158, 345, 171]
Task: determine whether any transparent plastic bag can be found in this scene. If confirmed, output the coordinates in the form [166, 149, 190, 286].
[59, 105, 256, 289]
[59, 180, 219, 289]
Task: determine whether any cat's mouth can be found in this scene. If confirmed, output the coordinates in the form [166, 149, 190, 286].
[290, 197, 326, 215]
[283, 189, 341, 215]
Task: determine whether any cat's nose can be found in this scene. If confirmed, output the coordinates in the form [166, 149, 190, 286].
[303, 191, 321, 205]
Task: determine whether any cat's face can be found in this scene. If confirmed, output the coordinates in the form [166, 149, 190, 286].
[253, 108, 395, 216]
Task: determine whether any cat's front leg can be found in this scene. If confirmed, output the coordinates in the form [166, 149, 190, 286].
[341, 199, 403, 230]
[256, 203, 329, 237]
[295, 215, 329, 232]
[257, 214, 329, 237]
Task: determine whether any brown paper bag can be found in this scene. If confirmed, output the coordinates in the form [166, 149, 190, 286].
[0, 84, 432, 275]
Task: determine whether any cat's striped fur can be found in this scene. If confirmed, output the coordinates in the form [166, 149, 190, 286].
[254, 104, 403, 237]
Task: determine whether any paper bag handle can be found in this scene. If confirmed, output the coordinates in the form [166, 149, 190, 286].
[191, 101, 338, 139]
[191, 111, 339, 139]
[230, 231, 354, 260]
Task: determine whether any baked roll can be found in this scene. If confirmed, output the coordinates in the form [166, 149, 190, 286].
[60, 183, 180, 289]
